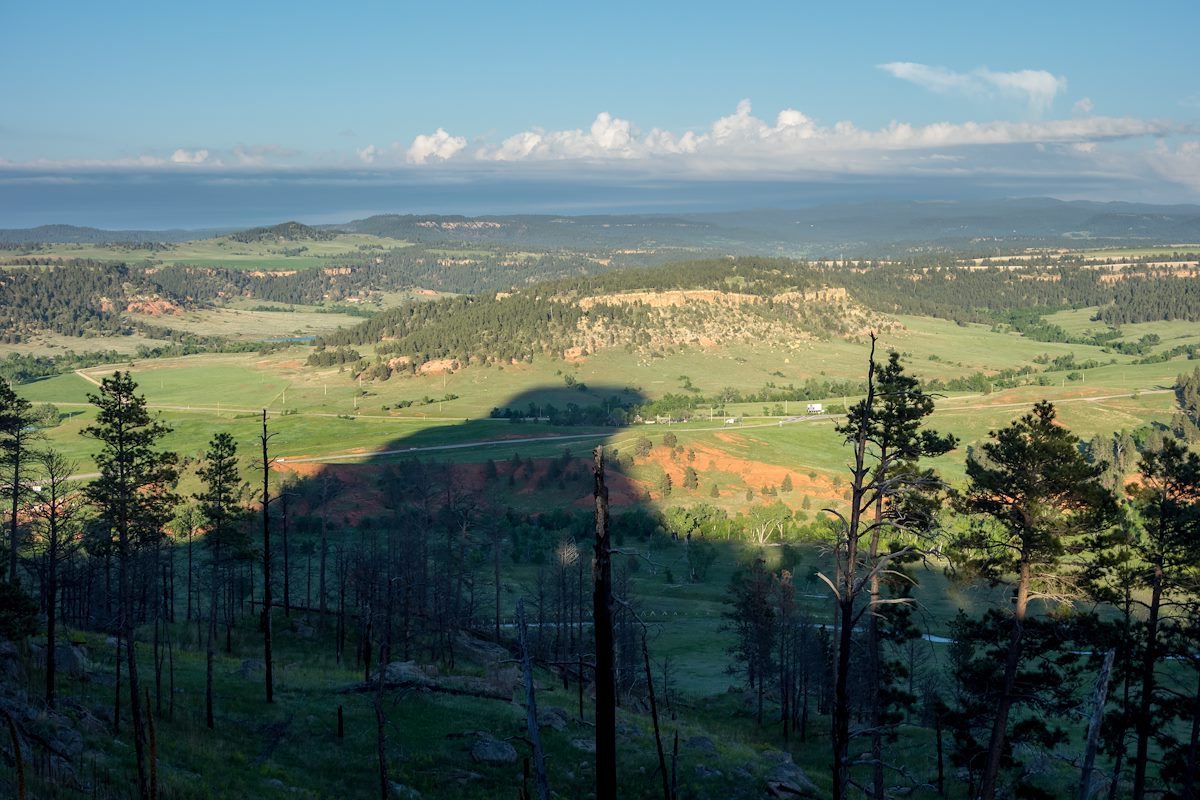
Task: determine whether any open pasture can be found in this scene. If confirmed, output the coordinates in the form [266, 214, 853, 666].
[0, 233, 407, 270]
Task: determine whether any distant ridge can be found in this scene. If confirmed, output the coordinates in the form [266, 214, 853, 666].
[331, 199, 1200, 255]
[0, 223, 226, 244]
[5, 199, 1200, 253]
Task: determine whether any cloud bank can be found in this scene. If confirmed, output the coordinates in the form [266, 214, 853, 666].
[375, 100, 1181, 182]
[3, 97, 1198, 198]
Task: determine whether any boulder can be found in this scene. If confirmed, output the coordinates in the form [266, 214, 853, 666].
[686, 735, 718, 757]
[485, 663, 520, 695]
[571, 738, 596, 753]
[695, 764, 723, 780]
[377, 661, 431, 686]
[58, 643, 90, 676]
[52, 726, 84, 759]
[538, 706, 569, 732]
[454, 632, 510, 666]
[762, 750, 818, 798]
[470, 733, 517, 764]
[389, 783, 422, 799]
[443, 769, 482, 783]
[615, 720, 643, 739]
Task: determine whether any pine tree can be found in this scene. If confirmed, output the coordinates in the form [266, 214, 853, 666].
[1124, 439, 1200, 799]
[82, 372, 178, 800]
[196, 432, 247, 730]
[1172, 367, 1200, 442]
[724, 556, 777, 726]
[0, 377, 36, 586]
[953, 400, 1117, 800]
[28, 449, 85, 709]
[682, 466, 698, 490]
[822, 341, 954, 800]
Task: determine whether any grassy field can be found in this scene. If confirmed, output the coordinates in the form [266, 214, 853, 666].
[1043, 307, 1200, 349]
[0, 233, 408, 270]
[16, 314, 1190, 502]
[127, 306, 368, 340]
[1074, 244, 1200, 259]
[0, 330, 153, 357]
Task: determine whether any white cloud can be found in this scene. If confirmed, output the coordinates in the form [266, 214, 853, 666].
[169, 148, 209, 165]
[454, 101, 1174, 171]
[879, 62, 1067, 114]
[356, 144, 378, 164]
[1073, 97, 1094, 115]
[1145, 140, 1200, 190]
[406, 128, 467, 164]
[474, 112, 639, 161]
[385, 101, 1191, 192]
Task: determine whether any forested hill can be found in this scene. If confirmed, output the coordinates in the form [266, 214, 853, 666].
[313, 256, 1200, 371]
[842, 262, 1200, 327]
[227, 221, 334, 243]
[315, 258, 876, 368]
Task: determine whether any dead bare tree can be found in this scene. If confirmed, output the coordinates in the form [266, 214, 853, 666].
[518, 597, 551, 800]
[27, 449, 86, 709]
[259, 410, 276, 703]
[593, 446, 616, 800]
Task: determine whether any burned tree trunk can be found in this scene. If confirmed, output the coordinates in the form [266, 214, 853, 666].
[592, 447, 616, 800]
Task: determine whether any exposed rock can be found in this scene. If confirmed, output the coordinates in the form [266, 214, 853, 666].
[571, 738, 596, 753]
[615, 720, 642, 739]
[389, 783, 422, 799]
[762, 750, 818, 797]
[56, 643, 90, 676]
[443, 769, 482, 783]
[52, 726, 84, 759]
[453, 631, 510, 666]
[376, 661, 432, 686]
[485, 663, 520, 695]
[695, 764, 723, 780]
[470, 733, 517, 764]
[263, 778, 286, 790]
[538, 706, 569, 732]
[685, 735, 718, 757]
[0, 640, 24, 689]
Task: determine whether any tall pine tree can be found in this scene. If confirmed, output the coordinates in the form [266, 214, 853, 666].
[82, 372, 178, 800]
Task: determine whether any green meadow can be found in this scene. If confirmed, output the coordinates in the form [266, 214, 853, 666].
[17, 311, 1191, 499]
[1, 233, 408, 270]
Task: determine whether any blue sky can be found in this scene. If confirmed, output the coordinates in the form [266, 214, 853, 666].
[3, 1, 1199, 226]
